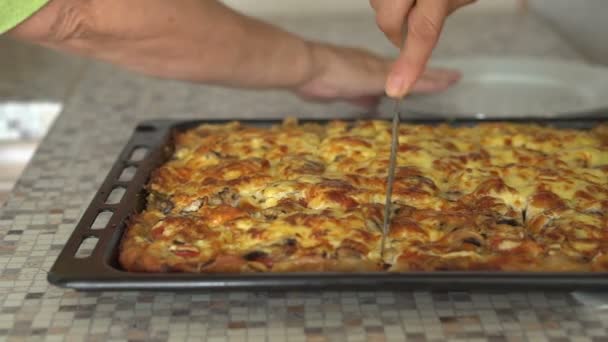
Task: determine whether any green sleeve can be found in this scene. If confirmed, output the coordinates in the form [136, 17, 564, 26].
[0, 0, 51, 34]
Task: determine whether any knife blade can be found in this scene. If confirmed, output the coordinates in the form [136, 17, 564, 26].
[380, 98, 401, 257]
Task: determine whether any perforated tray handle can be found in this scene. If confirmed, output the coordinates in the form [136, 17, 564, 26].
[48, 121, 173, 284]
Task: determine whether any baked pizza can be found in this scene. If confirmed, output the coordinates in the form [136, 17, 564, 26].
[119, 119, 608, 273]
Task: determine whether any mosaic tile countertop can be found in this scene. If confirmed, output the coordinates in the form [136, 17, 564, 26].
[2, 10, 608, 342]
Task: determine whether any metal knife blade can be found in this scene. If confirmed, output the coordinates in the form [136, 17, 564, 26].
[380, 99, 401, 256]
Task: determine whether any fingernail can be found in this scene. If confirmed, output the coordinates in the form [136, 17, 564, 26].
[386, 75, 404, 98]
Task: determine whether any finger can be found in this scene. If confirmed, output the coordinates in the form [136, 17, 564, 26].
[385, 0, 449, 98]
[409, 70, 460, 94]
[374, 0, 416, 48]
[419, 67, 461, 82]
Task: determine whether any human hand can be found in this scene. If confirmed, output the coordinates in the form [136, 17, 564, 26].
[370, 0, 475, 98]
[295, 42, 460, 108]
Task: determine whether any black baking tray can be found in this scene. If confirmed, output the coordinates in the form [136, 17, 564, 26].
[48, 116, 608, 291]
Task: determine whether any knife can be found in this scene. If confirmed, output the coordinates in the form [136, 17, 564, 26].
[380, 98, 401, 257]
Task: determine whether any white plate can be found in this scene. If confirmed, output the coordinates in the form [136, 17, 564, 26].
[404, 57, 608, 118]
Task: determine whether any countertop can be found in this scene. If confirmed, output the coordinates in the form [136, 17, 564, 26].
[1, 9, 607, 342]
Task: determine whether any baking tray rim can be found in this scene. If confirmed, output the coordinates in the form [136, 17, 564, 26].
[48, 116, 608, 291]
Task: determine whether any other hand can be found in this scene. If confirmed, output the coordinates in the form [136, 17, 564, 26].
[295, 43, 460, 108]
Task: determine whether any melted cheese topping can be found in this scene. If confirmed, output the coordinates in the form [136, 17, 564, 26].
[120, 119, 608, 273]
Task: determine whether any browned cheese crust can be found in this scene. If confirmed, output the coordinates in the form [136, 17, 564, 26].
[119, 119, 608, 273]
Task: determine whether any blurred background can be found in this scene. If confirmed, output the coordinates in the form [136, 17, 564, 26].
[0, 0, 606, 206]
[219, 0, 608, 65]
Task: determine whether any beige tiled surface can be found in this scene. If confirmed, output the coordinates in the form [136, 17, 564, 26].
[0, 38, 86, 102]
[0, 166, 25, 205]
[0, 191, 8, 206]
[0, 142, 37, 207]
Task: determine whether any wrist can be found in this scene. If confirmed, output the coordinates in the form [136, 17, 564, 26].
[294, 41, 331, 94]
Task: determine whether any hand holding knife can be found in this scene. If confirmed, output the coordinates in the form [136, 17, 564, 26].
[375, 0, 476, 259]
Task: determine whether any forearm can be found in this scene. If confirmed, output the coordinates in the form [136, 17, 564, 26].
[10, 0, 316, 90]
[9, 0, 458, 106]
